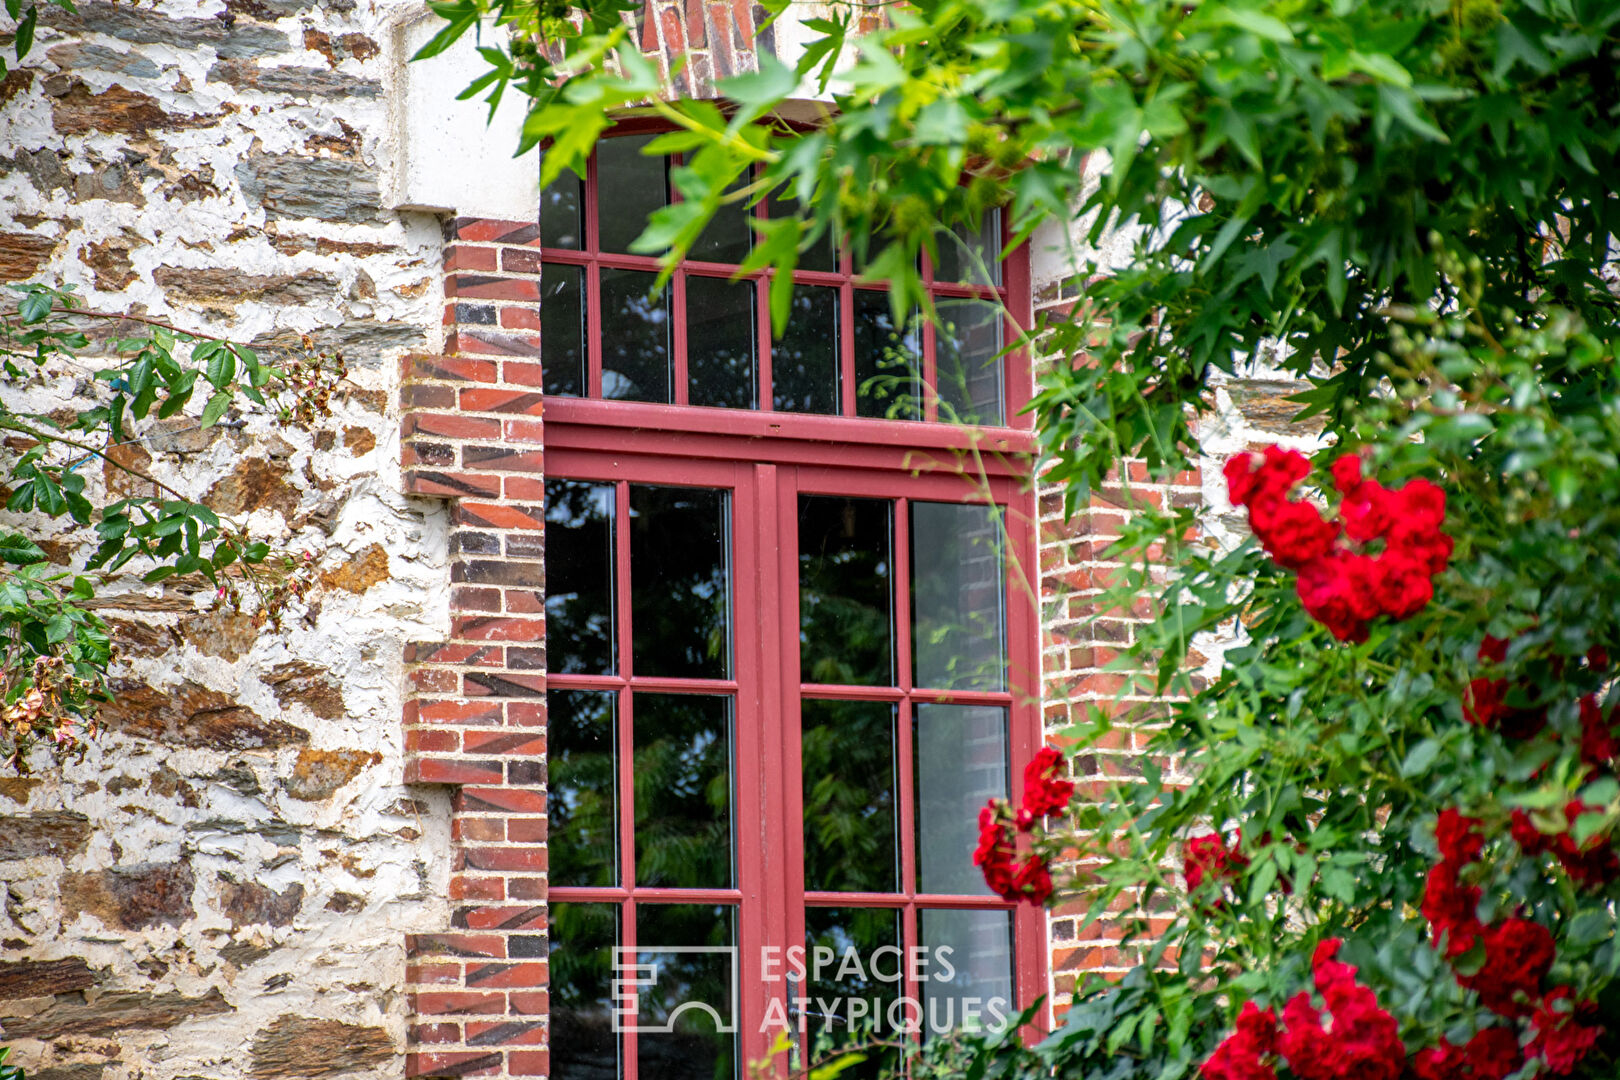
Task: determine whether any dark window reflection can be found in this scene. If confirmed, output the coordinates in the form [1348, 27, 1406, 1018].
[853, 290, 922, 421]
[630, 486, 730, 679]
[548, 690, 618, 888]
[773, 286, 839, 414]
[544, 480, 615, 674]
[689, 173, 752, 265]
[542, 264, 587, 397]
[601, 268, 672, 403]
[637, 904, 738, 1080]
[915, 704, 1007, 896]
[634, 694, 733, 889]
[551, 902, 621, 1080]
[798, 496, 892, 687]
[919, 908, 1014, 1039]
[801, 699, 896, 894]
[933, 208, 1001, 286]
[541, 164, 584, 250]
[935, 299, 1003, 426]
[767, 189, 836, 273]
[598, 134, 669, 254]
[803, 907, 902, 1079]
[911, 502, 1006, 691]
[686, 275, 756, 409]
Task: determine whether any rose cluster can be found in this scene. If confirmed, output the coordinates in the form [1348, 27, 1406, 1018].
[1183, 831, 1249, 907]
[1224, 448, 1451, 642]
[973, 746, 1074, 905]
[1420, 810, 1603, 1074]
[1202, 940, 1404, 1080]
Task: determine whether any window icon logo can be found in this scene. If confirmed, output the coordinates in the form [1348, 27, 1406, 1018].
[611, 946, 740, 1035]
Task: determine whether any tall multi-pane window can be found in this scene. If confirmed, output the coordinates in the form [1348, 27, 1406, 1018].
[542, 131, 1041, 1080]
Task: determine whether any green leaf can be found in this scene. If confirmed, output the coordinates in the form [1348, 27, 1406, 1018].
[1209, 6, 1294, 44]
[0, 533, 47, 565]
[200, 390, 233, 428]
[1400, 738, 1441, 778]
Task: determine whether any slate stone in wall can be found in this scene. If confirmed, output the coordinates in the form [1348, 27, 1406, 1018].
[1225, 379, 1323, 434]
[208, 60, 381, 99]
[0, 811, 91, 860]
[60, 860, 196, 931]
[26, 1066, 107, 1080]
[50, 3, 288, 60]
[283, 748, 380, 801]
[0, 233, 59, 282]
[251, 320, 427, 370]
[205, 458, 301, 518]
[263, 661, 346, 720]
[49, 81, 220, 136]
[218, 879, 304, 929]
[152, 266, 340, 311]
[0, 957, 98, 999]
[0, 987, 232, 1038]
[45, 43, 161, 79]
[248, 1014, 394, 1079]
[234, 153, 381, 224]
[98, 678, 308, 750]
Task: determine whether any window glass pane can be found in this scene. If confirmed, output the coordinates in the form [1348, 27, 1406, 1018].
[548, 689, 618, 888]
[772, 286, 839, 415]
[541, 264, 587, 397]
[935, 298, 1003, 426]
[686, 275, 756, 409]
[911, 502, 1006, 692]
[801, 699, 897, 894]
[637, 904, 738, 1080]
[544, 480, 615, 674]
[634, 694, 733, 889]
[598, 134, 669, 254]
[798, 495, 892, 687]
[689, 174, 752, 265]
[933, 208, 1001, 285]
[919, 908, 1013, 1039]
[630, 485, 730, 679]
[550, 902, 621, 1080]
[541, 164, 584, 250]
[600, 268, 672, 403]
[767, 189, 836, 273]
[853, 290, 922, 421]
[803, 907, 902, 1078]
[914, 704, 1007, 895]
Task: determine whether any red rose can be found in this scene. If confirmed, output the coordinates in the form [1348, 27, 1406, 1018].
[1277, 941, 1404, 1080]
[1012, 854, 1053, 905]
[1553, 799, 1619, 890]
[1579, 694, 1620, 766]
[1511, 808, 1555, 855]
[1422, 862, 1483, 959]
[1529, 987, 1603, 1076]
[1458, 917, 1554, 1018]
[1462, 1027, 1523, 1080]
[1201, 1002, 1278, 1080]
[1249, 494, 1340, 568]
[1016, 745, 1074, 829]
[1184, 832, 1248, 897]
[1435, 808, 1485, 866]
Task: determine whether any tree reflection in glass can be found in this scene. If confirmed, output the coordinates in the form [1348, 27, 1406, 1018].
[544, 480, 615, 675]
[803, 907, 902, 1079]
[911, 502, 1006, 692]
[630, 486, 730, 679]
[548, 689, 617, 888]
[798, 496, 893, 687]
[638, 904, 738, 1080]
[801, 699, 897, 894]
[550, 901, 620, 1080]
[634, 694, 733, 889]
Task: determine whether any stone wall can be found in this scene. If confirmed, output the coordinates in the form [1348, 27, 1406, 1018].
[0, 0, 460, 1076]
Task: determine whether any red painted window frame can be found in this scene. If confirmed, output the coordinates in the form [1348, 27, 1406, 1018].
[544, 128, 1045, 1078]
[540, 125, 1035, 432]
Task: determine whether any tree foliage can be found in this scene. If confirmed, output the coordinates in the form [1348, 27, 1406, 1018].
[0, 286, 342, 769]
[430, 0, 1620, 1074]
